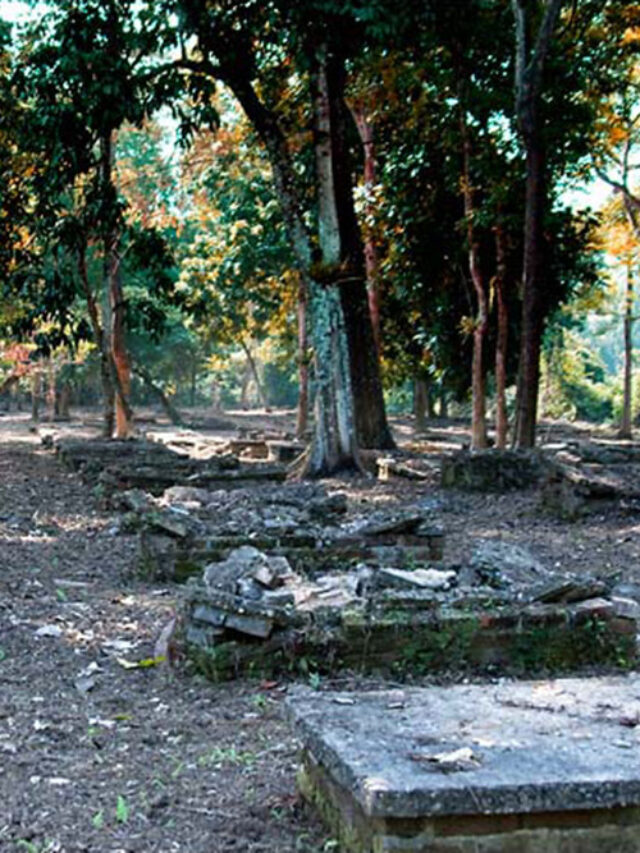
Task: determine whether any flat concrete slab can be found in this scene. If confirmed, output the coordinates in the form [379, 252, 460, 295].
[287, 675, 640, 821]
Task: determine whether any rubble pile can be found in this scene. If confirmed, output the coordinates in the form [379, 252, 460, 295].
[130, 483, 445, 582]
[182, 535, 637, 681]
[541, 441, 640, 519]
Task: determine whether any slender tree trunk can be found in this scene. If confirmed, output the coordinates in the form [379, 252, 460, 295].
[296, 276, 310, 439]
[414, 376, 429, 431]
[132, 363, 185, 426]
[514, 142, 546, 447]
[440, 389, 449, 418]
[56, 382, 71, 419]
[350, 102, 381, 357]
[459, 99, 487, 449]
[46, 359, 56, 421]
[620, 257, 634, 439]
[78, 242, 115, 437]
[511, 0, 563, 448]
[240, 340, 269, 410]
[31, 369, 41, 422]
[494, 225, 509, 448]
[190, 356, 197, 407]
[101, 132, 133, 439]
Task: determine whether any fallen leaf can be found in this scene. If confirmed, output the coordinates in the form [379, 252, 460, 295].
[116, 656, 165, 670]
[408, 746, 481, 772]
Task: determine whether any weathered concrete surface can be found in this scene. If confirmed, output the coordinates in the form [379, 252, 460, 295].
[287, 677, 640, 851]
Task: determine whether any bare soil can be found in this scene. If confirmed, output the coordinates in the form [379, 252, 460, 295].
[0, 408, 638, 853]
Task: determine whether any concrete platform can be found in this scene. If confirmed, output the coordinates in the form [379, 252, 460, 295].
[287, 676, 640, 852]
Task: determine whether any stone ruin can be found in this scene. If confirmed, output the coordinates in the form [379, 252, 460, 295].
[180, 534, 636, 681]
[440, 439, 640, 520]
[287, 676, 640, 852]
[42, 431, 640, 851]
[110, 472, 638, 682]
[49, 434, 288, 496]
[540, 440, 640, 519]
[44, 432, 640, 683]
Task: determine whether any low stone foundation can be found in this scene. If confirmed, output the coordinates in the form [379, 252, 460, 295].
[287, 678, 640, 852]
[183, 569, 636, 681]
[441, 449, 547, 491]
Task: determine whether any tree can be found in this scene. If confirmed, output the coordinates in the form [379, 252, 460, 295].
[12, 0, 184, 437]
[160, 0, 394, 473]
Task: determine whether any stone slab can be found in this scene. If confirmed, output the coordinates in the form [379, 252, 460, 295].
[287, 675, 640, 821]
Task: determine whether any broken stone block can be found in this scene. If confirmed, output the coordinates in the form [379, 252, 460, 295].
[361, 514, 424, 537]
[224, 610, 274, 639]
[377, 457, 431, 481]
[532, 578, 608, 604]
[192, 603, 226, 627]
[145, 510, 192, 539]
[204, 546, 295, 594]
[467, 540, 547, 589]
[162, 485, 211, 504]
[114, 488, 153, 513]
[376, 567, 457, 591]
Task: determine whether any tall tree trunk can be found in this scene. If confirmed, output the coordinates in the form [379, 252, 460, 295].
[620, 257, 634, 439]
[511, 0, 563, 448]
[350, 101, 381, 357]
[304, 44, 360, 476]
[414, 376, 429, 432]
[329, 57, 394, 451]
[190, 356, 197, 407]
[296, 276, 310, 439]
[494, 225, 509, 449]
[458, 96, 487, 449]
[78, 242, 115, 437]
[56, 382, 71, 420]
[46, 359, 56, 421]
[31, 369, 41, 422]
[514, 142, 546, 447]
[440, 389, 449, 419]
[132, 363, 185, 426]
[101, 132, 133, 439]
[240, 340, 269, 410]
[226, 63, 392, 454]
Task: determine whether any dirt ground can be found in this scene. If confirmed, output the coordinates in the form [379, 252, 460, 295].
[0, 408, 638, 852]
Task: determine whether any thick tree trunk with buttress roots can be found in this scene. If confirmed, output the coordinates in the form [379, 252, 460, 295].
[227, 59, 392, 457]
[304, 44, 360, 476]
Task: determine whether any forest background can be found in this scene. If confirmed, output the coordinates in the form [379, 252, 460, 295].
[0, 0, 639, 470]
